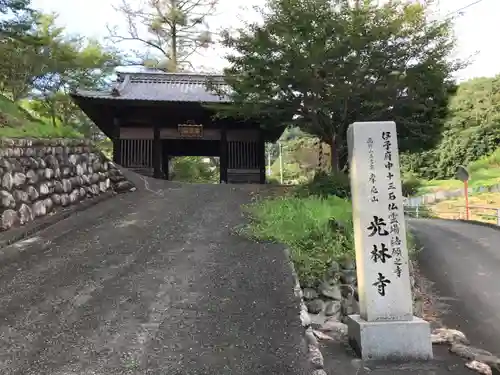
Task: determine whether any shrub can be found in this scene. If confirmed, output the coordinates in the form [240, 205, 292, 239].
[294, 170, 351, 199]
[294, 168, 422, 199]
[401, 175, 423, 197]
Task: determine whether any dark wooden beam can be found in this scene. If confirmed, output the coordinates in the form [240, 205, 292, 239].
[112, 117, 121, 164]
[119, 116, 259, 130]
[220, 124, 228, 183]
[258, 127, 266, 184]
[153, 124, 162, 179]
[162, 140, 170, 180]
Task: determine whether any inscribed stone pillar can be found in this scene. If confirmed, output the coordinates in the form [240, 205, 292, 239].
[348, 121, 412, 321]
[346, 121, 432, 361]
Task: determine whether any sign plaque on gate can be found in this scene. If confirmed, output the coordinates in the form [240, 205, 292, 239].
[178, 123, 203, 138]
[346, 121, 432, 361]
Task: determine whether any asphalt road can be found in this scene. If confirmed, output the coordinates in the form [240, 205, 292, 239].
[0, 178, 307, 375]
[409, 218, 500, 354]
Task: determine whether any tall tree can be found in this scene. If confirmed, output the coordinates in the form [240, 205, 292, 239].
[402, 75, 500, 179]
[0, 12, 122, 136]
[29, 19, 122, 135]
[0, 0, 35, 39]
[215, 0, 462, 171]
[108, 0, 217, 71]
[0, 0, 40, 98]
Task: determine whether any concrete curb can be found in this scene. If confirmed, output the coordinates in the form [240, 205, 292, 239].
[283, 247, 328, 375]
[409, 217, 500, 232]
[0, 191, 118, 250]
[454, 218, 500, 231]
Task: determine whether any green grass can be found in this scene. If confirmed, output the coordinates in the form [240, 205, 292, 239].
[0, 94, 81, 138]
[241, 170, 419, 287]
[242, 195, 354, 287]
[418, 149, 500, 194]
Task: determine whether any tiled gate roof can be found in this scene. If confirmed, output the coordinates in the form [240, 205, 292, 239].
[72, 71, 231, 103]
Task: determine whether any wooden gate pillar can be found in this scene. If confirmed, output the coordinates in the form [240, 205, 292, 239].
[161, 140, 170, 180]
[112, 117, 121, 164]
[258, 128, 266, 184]
[220, 125, 228, 183]
[153, 124, 162, 179]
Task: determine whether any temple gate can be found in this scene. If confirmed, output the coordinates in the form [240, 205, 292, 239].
[70, 71, 283, 184]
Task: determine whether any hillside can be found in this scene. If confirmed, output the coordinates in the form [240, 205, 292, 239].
[413, 148, 500, 225]
[0, 94, 81, 138]
[418, 149, 500, 194]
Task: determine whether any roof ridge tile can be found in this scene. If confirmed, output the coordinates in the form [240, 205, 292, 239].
[71, 73, 231, 103]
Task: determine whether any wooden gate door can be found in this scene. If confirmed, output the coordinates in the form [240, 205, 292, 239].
[227, 140, 260, 183]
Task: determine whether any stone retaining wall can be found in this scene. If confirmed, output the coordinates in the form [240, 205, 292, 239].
[302, 256, 420, 326]
[0, 138, 134, 231]
[299, 254, 500, 375]
[298, 256, 422, 374]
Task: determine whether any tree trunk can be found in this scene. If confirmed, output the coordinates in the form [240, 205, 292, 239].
[171, 9, 178, 71]
[49, 101, 57, 128]
[328, 134, 340, 173]
[12, 91, 23, 102]
[339, 143, 349, 173]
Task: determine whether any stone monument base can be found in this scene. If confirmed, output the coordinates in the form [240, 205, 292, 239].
[346, 314, 433, 361]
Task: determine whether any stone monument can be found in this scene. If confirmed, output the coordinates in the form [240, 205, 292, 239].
[346, 121, 433, 361]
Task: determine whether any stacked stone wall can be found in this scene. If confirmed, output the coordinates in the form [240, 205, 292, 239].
[0, 138, 133, 231]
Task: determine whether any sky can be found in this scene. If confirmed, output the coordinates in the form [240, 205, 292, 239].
[30, 0, 498, 81]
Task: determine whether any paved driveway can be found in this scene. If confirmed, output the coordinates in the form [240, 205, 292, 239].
[409, 218, 500, 354]
[0, 179, 306, 374]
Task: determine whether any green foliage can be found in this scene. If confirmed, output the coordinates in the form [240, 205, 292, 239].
[400, 149, 436, 179]
[294, 171, 351, 199]
[404, 76, 500, 180]
[291, 167, 421, 198]
[171, 156, 219, 183]
[95, 137, 113, 159]
[431, 76, 500, 178]
[267, 128, 331, 182]
[0, 0, 35, 39]
[242, 195, 354, 286]
[24, 14, 121, 135]
[266, 126, 312, 166]
[216, 0, 460, 170]
[469, 148, 500, 173]
[401, 175, 423, 197]
[280, 126, 310, 142]
[416, 148, 500, 194]
[0, 94, 81, 137]
[271, 160, 303, 182]
[0, 10, 123, 138]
